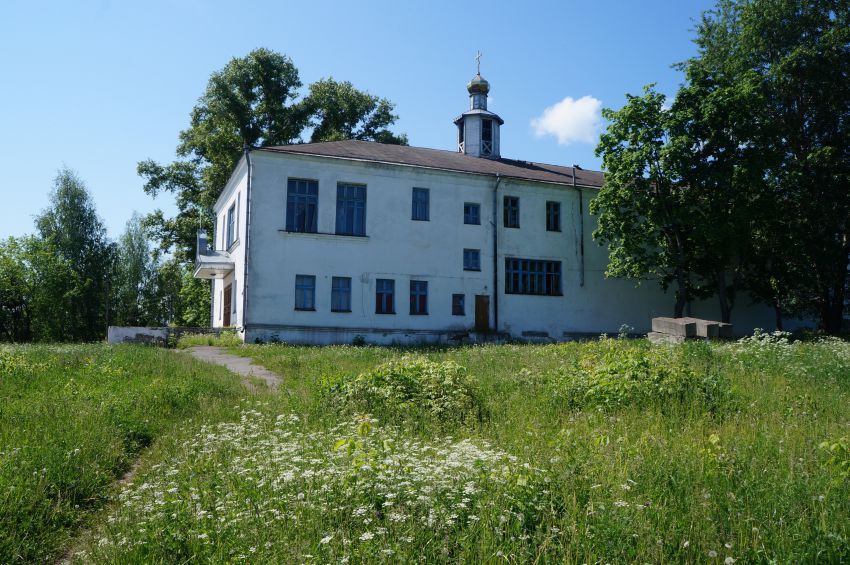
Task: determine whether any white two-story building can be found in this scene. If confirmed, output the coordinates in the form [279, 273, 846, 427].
[194, 72, 775, 344]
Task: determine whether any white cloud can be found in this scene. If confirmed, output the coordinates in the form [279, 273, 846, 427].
[530, 95, 602, 145]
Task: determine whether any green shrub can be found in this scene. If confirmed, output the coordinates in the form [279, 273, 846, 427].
[329, 355, 483, 426]
[549, 339, 732, 411]
[176, 330, 243, 348]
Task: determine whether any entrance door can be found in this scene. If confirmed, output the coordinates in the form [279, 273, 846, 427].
[475, 295, 490, 332]
[223, 284, 232, 327]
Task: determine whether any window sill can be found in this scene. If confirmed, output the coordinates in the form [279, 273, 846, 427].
[463, 268, 481, 272]
[331, 309, 352, 313]
[546, 229, 562, 233]
[464, 222, 481, 226]
[411, 218, 430, 222]
[409, 312, 429, 316]
[375, 311, 396, 315]
[279, 230, 369, 242]
[504, 226, 520, 229]
[294, 307, 316, 311]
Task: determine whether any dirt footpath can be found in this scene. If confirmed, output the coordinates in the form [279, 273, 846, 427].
[185, 346, 281, 391]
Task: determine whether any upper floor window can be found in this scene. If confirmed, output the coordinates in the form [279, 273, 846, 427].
[226, 201, 237, 248]
[376, 279, 395, 314]
[286, 179, 318, 233]
[504, 196, 520, 228]
[546, 201, 561, 232]
[505, 258, 562, 296]
[464, 202, 480, 225]
[331, 276, 352, 312]
[412, 187, 430, 221]
[409, 280, 428, 315]
[481, 119, 493, 156]
[463, 248, 481, 271]
[336, 183, 366, 236]
[294, 275, 316, 310]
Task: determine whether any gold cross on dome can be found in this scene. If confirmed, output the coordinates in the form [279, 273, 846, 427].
[475, 50, 482, 74]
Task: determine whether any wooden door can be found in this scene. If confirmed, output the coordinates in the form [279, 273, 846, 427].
[475, 295, 490, 332]
[223, 284, 232, 327]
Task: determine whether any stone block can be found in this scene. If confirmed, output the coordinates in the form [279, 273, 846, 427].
[648, 331, 686, 344]
[651, 317, 696, 337]
[680, 317, 720, 338]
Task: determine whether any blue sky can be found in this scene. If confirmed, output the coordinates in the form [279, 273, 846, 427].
[0, 0, 715, 240]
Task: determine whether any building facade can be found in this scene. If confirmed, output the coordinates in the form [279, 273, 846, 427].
[194, 72, 775, 344]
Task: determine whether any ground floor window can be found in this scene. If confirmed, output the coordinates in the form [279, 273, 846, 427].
[376, 279, 395, 314]
[410, 280, 428, 315]
[452, 293, 465, 316]
[295, 275, 316, 310]
[505, 258, 562, 296]
[331, 276, 352, 312]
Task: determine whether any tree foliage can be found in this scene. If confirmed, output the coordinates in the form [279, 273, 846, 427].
[594, 0, 850, 332]
[139, 48, 407, 324]
[33, 168, 114, 341]
[304, 78, 408, 145]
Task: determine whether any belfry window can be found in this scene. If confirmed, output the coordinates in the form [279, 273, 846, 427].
[481, 119, 493, 156]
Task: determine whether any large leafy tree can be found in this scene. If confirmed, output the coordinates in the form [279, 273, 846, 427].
[592, 86, 706, 317]
[35, 168, 114, 341]
[685, 0, 850, 332]
[140, 48, 406, 324]
[139, 48, 308, 264]
[304, 78, 408, 145]
[111, 213, 160, 327]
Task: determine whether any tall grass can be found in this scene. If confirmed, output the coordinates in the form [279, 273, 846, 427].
[71, 337, 850, 563]
[0, 344, 246, 563]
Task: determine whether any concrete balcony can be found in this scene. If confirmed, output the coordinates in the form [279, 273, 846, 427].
[193, 229, 235, 280]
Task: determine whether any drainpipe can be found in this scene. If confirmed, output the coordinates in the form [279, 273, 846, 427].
[492, 173, 504, 332]
[241, 144, 252, 335]
[572, 166, 585, 287]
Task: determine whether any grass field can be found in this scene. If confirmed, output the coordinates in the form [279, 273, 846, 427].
[64, 334, 849, 564]
[0, 344, 246, 563]
[2, 336, 849, 563]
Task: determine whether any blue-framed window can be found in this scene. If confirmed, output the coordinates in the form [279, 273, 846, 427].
[376, 279, 395, 314]
[226, 202, 236, 248]
[546, 201, 561, 232]
[336, 183, 366, 236]
[464, 202, 480, 225]
[331, 276, 352, 312]
[452, 294, 465, 316]
[505, 258, 562, 296]
[410, 280, 428, 315]
[286, 179, 318, 233]
[294, 275, 316, 310]
[412, 188, 430, 221]
[504, 196, 519, 228]
[463, 248, 481, 271]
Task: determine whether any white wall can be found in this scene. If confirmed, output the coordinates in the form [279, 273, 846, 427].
[211, 165, 248, 329]
[214, 150, 776, 344]
[244, 151, 492, 343]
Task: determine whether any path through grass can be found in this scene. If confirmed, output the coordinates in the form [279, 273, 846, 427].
[0, 344, 247, 563]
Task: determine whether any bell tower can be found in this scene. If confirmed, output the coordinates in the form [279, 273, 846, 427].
[454, 51, 504, 159]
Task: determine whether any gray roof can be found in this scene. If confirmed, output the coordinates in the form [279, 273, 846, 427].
[259, 140, 604, 188]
